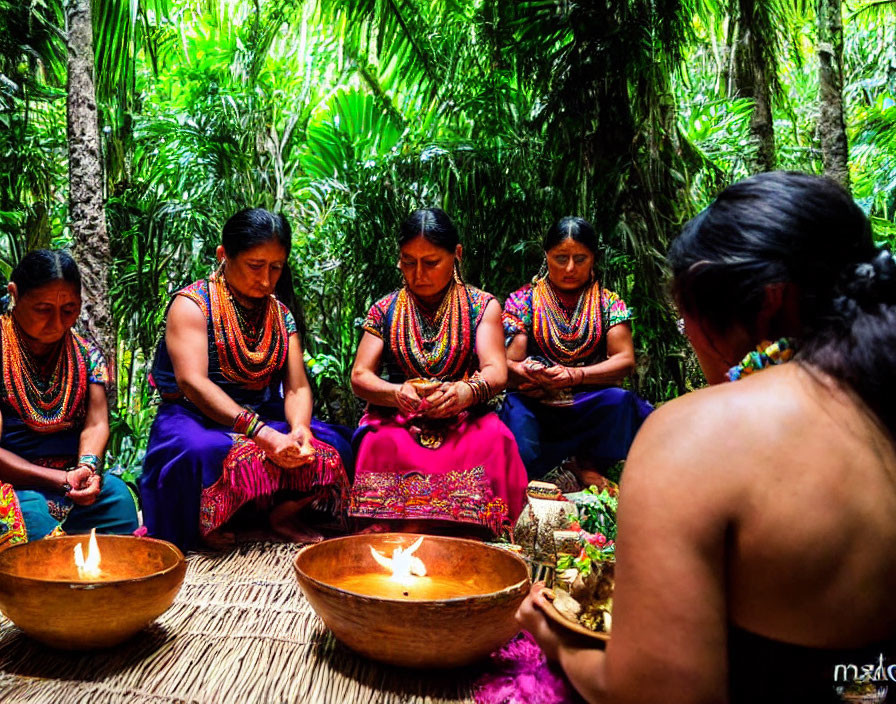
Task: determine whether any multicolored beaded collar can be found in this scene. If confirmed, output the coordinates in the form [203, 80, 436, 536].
[0, 315, 89, 431]
[390, 282, 473, 380]
[727, 338, 795, 382]
[530, 278, 603, 365]
[207, 273, 288, 390]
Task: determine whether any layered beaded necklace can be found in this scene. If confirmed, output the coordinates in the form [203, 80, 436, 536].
[0, 315, 88, 432]
[207, 273, 288, 390]
[390, 282, 473, 380]
[531, 278, 603, 365]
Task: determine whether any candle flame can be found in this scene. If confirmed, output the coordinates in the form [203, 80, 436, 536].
[74, 528, 101, 579]
[370, 536, 427, 587]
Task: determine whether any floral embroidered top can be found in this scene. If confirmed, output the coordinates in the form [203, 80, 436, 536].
[363, 283, 495, 384]
[503, 280, 632, 366]
[150, 278, 298, 411]
[0, 315, 108, 435]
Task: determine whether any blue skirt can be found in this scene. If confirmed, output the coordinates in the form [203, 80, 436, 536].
[0, 416, 139, 541]
[499, 387, 653, 480]
[140, 401, 354, 551]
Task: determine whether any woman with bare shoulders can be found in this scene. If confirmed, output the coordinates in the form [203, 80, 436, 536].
[518, 171, 896, 702]
[140, 209, 351, 550]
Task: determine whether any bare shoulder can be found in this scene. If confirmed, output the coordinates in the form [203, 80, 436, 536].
[480, 297, 502, 319]
[623, 366, 818, 507]
[168, 294, 207, 329]
[625, 361, 896, 513]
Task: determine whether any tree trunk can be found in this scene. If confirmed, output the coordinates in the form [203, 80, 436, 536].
[817, 0, 850, 191]
[66, 0, 116, 403]
[733, 0, 776, 172]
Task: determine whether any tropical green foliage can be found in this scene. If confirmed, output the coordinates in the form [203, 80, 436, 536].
[1, 0, 894, 471]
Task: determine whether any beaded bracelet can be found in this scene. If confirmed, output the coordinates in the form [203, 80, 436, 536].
[464, 377, 493, 406]
[78, 454, 102, 474]
[233, 409, 266, 439]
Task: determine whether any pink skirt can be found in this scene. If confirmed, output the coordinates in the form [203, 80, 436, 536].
[349, 410, 527, 536]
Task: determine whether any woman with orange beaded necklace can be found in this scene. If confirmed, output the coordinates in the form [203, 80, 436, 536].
[0, 250, 137, 544]
[140, 209, 351, 550]
[500, 217, 652, 486]
[349, 208, 527, 537]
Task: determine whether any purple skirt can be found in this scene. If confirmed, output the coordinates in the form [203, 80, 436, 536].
[140, 402, 352, 550]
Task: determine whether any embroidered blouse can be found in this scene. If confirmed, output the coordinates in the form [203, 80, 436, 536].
[502, 281, 632, 366]
[363, 283, 495, 384]
[150, 279, 297, 411]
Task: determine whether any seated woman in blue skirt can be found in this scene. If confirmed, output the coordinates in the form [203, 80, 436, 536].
[500, 217, 652, 484]
[0, 250, 138, 544]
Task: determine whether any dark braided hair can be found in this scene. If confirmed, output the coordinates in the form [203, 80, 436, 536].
[669, 171, 896, 433]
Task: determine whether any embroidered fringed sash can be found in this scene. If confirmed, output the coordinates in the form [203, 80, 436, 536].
[0, 316, 88, 432]
[348, 466, 509, 537]
[390, 282, 474, 380]
[530, 279, 603, 365]
[199, 436, 349, 537]
[207, 274, 288, 390]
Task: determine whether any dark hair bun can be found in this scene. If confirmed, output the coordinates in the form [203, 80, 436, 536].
[839, 248, 896, 311]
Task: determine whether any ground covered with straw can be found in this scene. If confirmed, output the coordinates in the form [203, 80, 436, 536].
[0, 542, 476, 703]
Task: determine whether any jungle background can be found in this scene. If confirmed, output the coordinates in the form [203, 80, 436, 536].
[1, 0, 895, 478]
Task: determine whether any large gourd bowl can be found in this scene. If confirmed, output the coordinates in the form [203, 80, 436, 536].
[0, 534, 186, 649]
[293, 533, 530, 668]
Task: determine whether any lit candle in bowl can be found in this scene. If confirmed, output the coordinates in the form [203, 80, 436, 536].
[0, 534, 186, 649]
[330, 536, 484, 600]
[74, 528, 102, 580]
[293, 533, 531, 668]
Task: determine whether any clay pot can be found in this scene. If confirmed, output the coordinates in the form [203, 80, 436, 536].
[293, 533, 530, 668]
[0, 534, 186, 649]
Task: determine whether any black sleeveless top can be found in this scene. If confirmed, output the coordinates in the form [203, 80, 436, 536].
[728, 625, 896, 703]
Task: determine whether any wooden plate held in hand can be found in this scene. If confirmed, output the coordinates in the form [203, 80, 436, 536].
[541, 590, 610, 645]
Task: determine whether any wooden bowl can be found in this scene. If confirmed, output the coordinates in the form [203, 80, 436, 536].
[294, 533, 530, 668]
[0, 534, 186, 649]
[541, 594, 610, 645]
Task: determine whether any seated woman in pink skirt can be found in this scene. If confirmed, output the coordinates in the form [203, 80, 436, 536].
[349, 208, 527, 537]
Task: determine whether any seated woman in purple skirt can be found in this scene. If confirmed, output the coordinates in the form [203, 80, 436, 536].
[140, 209, 351, 551]
[500, 217, 652, 484]
[349, 208, 527, 537]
